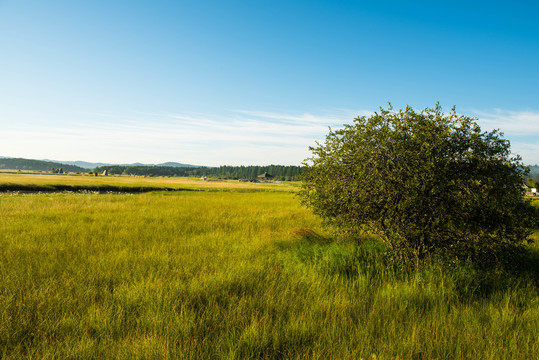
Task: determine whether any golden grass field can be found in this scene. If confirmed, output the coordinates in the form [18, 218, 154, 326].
[0, 172, 299, 191]
[0, 173, 537, 359]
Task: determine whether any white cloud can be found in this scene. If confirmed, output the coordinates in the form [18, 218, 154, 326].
[472, 109, 539, 136]
[509, 142, 539, 166]
[470, 109, 539, 165]
[7, 107, 534, 166]
[0, 109, 368, 166]
[231, 109, 370, 125]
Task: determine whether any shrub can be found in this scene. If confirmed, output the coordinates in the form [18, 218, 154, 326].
[299, 104, 539, 266]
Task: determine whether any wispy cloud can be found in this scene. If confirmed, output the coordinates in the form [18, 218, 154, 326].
[472, 109, 539, 136]
[0, 109, 367, 166]
[231, 109, 370, 125]
[3, 107, 535, 166]
[470, 108, 539, 164]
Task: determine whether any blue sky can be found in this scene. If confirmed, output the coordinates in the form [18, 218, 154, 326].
[1, 0, 538, 166]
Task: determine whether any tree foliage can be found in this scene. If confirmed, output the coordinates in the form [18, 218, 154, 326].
[299, 104, 539, 266]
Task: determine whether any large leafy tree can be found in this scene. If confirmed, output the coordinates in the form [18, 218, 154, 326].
[299, 104, 538, 265]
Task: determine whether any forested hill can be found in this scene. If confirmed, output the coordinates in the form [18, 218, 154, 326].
[527, 165, 539, 186]
[94, 165, 304, 180]
[0, 158, 86, 173]
[528, 165, 539, 176]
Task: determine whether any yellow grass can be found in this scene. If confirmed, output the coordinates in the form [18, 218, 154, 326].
[0, 175, 537, 359]
[0, 173, 298, 192]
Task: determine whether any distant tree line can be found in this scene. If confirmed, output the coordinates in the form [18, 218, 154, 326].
[0, 158, 86, 173]
[93, 165, 304, 180]
[1, 156, 535, 185]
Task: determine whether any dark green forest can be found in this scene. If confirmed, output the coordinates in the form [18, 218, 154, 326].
[93, 165, 303, 180]
[0, 158, 302, 180]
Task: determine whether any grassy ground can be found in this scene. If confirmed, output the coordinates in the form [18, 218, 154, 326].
[0, 175, 537, 359]
[0, 173, 298, 192]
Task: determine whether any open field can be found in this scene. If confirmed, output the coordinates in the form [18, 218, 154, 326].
[0, 175, 538, 359]
[0, 173, 298, 193]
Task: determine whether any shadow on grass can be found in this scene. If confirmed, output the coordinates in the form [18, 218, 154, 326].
[451, 244, 539, 301]
[280, 228, 539, 303]
[277, 228, 392, 281]
[0, 183, 195, 194]
[0, 183, 288, 194]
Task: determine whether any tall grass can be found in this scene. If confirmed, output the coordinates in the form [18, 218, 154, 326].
[0, 190, 537, 359]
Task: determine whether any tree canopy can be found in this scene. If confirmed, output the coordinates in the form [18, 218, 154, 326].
[299, 104, 539, 266]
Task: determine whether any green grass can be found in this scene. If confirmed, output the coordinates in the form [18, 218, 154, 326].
[0, 188, 538, 359]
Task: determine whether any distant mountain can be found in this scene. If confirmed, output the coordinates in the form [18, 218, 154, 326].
[528, 165, 539, 176]
[156, 162, 197, 168]
[45, 160, 111, 169]
[3, 157, 199, 169]
[0, 158, 87, 173]
[112, 162, 197, 168]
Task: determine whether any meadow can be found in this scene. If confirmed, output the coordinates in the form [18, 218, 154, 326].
[0, 172, 297, 192]
[0, 174, 537, 359]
